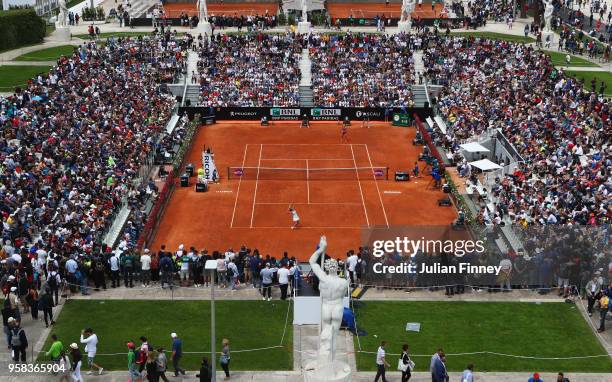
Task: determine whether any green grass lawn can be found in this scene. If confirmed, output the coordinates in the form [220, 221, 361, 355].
[38, 300, 292, 371]
[0, 65, 51, 91]
[354, 301, 612, 372]
[450, 32, 535, 44]
[564, 70, 612, 96]
[546, 51, 598, 67]
[13, 45, 76, 61]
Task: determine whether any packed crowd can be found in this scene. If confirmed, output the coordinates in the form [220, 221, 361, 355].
[0, 31, 192, 335]
[462, 0, 516, 28]
[423, 34, 610, 227]
[196, 33, 302, 107]
[209, 13, 279, 31]
[309, 33, 416, 107]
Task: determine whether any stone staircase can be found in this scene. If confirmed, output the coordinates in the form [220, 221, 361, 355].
[299, 48, 314, 107]
[412, 85, 429, 108]
[128, 0, 158, 18]
[184, 85, 200, 106]
[182, 49, 200, 106]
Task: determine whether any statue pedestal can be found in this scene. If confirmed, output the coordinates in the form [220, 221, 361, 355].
[197, 21, 213, 38]
[304, 360, 351, 382]
[54, 25, 71, 42]
[297, 21, 312, 34]
[397, 20, 412, 34]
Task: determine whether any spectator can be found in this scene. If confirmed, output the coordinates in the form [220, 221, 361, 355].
[196, 357, 212, 382]
[80, 327, 103, 375]
[171, 332, 186, 377]
[529, 372, 544, 382]
[374, 340, 390, 382]
[69, 343, 83, 382]
[462, 363, 474, 382]
[220, 338, 231, 380]
[46, 334, 63, 364]
[8, 318, 27, 362]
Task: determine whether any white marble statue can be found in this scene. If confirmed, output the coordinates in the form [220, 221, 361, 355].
[57, 0, 68, 27]
[309, 236, 348, 364]
[400, 0, 416, 23]
[198, 0, 209, 22]
[301, 0, 308, 23]
[543, 0, 554, 32]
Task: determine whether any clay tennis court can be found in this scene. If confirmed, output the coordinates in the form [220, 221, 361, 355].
[163, 2, 278, 18]
[151, 121, 455, 260]
[327, 2, 446, 20]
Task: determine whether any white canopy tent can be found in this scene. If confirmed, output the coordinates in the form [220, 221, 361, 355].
[460, 142, 490, 153]
[469, 159, 502, 172]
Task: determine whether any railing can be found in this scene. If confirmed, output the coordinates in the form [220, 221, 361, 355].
[414, 114, 445, 172]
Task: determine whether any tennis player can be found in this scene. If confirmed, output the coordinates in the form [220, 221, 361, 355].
[341, 123, 349, 143]
[288, 205, 301, 229]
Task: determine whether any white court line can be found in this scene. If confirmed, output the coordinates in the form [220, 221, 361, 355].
[363, 144, 390, 228]
[233, 226, 366, 229]
[249, 144, 263, 228]
[261, 143, 354, 146]
[259, 158, 354, 161]
[229, 144, 248, 228]
[350, 144, 370, 227]
[256, 202, 363, 205]
[306, 159, 310, 204]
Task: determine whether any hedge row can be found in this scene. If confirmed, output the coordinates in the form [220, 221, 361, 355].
[0, 9, 46, 52]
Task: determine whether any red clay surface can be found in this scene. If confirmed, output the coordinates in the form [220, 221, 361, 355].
[327, 2, 446, 19]
[151, 121, 455, 260]
[163, 2, 278, 17]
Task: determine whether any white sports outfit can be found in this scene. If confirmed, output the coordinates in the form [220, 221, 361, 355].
[291, 210, 300, 222]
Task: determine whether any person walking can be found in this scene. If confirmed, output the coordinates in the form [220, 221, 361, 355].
[8, 319, 27, 362]
[220, 338, 231, 380]
[430, 349, 445, 382]
[171, 332, 186, 377]
[58, 351, 72, 382]
[39, 287, 55, 327]
[400, 344, 412, 382]
[45, 334, 64, 364]
[374, 340, 390, 382]
[461, 363, 474, 382]
[196, 357, 212, 382]
[146, 349, 159, 382]
[69, 343, 84, 382]
[156, 347, 170, 382]
[127, 341, 139, 382]
[80, 327, 103, 375]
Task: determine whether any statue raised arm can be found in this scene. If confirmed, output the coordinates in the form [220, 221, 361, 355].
[308, 236, 348, 365]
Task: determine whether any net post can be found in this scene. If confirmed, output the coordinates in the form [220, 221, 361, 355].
[227, 167, 230, 180]
[386, 167, 389, 181]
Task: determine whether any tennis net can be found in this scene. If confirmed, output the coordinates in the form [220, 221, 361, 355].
[226, 166, 389, 181]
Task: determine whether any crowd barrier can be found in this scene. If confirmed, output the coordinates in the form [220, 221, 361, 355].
[179, 106, 433, 122]
[137, 170, 176, 251]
